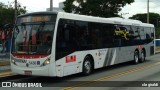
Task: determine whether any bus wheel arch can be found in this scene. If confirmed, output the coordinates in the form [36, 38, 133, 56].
[82, 54, 94, 75]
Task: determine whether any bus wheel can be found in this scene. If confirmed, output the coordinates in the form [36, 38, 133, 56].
[139, 50, 145, 63]
[82, 56, 92, 75]
[133, 51, 139, 64]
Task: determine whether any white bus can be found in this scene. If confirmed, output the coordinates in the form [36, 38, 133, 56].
[11, 12, 155, 77]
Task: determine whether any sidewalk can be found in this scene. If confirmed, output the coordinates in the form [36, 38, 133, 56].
[0, 53, 11, 73]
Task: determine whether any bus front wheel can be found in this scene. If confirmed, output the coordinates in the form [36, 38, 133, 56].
[82, 56, 93, 75]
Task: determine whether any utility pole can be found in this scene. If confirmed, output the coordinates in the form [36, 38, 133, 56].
[147, 0, 149, 23]
[50, 0, 53, 11]
[15, 0, 17, 20]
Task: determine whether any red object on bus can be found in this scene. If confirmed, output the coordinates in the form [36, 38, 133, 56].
[66, 55, 76, 63]
[12, 54, 48, 59]
[138, 45, 142, 49]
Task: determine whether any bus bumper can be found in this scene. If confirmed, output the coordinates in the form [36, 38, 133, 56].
[11, 63, 55, 77]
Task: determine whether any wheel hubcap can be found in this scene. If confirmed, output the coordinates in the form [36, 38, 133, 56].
[135, 54, 138, 63]
[84, 60, 91, 73]
[141, 52, 144, 61]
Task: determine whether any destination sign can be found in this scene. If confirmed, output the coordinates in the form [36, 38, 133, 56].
[17, 15, 56, 24]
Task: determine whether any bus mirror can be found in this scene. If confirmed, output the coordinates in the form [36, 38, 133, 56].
[15, 26, 19, 33]
[14, 26, 19, 38]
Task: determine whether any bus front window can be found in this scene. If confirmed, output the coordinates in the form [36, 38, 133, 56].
[12, 23, 55, 54]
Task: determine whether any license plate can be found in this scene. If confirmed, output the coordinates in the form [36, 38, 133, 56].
[24, 70, 32, 75]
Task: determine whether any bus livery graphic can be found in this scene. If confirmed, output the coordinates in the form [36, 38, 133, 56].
[114, 25, 129, 40]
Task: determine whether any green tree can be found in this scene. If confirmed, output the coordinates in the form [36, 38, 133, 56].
[63, 0, 134, 18]
[156, 27, 160, 39]
[129, 13, 160, 27]
[130, 13, 160, 39]
[0, 2, 26, 26]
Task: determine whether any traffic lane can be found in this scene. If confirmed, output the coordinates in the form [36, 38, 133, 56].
[60, 56, 160, 90]
[1, 59, 156, 83]
[1, 54, 160, 90]
[68, 62, 160, 90]
[147, 53, 160, 61]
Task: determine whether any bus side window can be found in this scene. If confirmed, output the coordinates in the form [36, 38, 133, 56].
[64, 25, 70, 42]
[56, 19, 77, 60]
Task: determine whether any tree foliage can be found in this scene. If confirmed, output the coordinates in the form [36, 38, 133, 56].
[130, 13, 160, 39]
[129, 13, 160, 27]
[0, 2, 26, 26]
[156, 27, 160, 39]
[63, 0, 134, 18]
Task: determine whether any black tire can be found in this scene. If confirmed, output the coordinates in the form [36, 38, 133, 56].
[139, 50, 145, 63]
[133, 51, 139, 64]
[82, 56, 92, 76]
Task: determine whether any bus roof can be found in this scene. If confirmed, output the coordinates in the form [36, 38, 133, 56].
[17, 12, 58, 17]
[58, 12, 154, 28]
[17, 11, 154, 28]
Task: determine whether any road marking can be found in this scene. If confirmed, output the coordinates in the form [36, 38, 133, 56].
[61, 62, 160, 90]
[0, 71, 15, 77]
[154, 61, 160, 65]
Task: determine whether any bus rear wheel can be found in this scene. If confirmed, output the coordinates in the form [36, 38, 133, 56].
[139, 50, 145, 63]
[82, 56, 92, 75]
[133, 51, 139, 64]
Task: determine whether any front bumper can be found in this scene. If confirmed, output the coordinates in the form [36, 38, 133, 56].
[11, 63, 51, 76]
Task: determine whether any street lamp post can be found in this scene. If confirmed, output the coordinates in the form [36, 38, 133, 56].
[15, 0, 17, 19]
[147, 0, 149, 23]
[50, 0, 53, 11]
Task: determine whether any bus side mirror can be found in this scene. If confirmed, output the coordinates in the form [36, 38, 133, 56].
[15, 26, 19, 33]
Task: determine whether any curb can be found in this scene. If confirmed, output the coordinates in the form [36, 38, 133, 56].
[0, 60, 10, 66]
[0, 71, 15, 78]
[0, 65, 11, 75]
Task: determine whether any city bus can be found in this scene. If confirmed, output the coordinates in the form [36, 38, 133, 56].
[10, 12, 155, 77]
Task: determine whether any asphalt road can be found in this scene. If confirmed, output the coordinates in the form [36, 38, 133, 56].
[1, 54, 160, 90]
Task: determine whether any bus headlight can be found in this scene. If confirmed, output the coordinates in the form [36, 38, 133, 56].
[11, 59, 17, 65]
[11, 59, 15, 63]
[41, 57, 50, 66]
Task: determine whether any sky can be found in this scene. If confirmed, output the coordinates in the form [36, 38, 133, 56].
[120, 0, 160, 18]
[0, 0, 160, 18]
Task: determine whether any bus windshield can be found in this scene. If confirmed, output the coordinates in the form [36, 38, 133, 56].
[12, 14, 56, 55]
